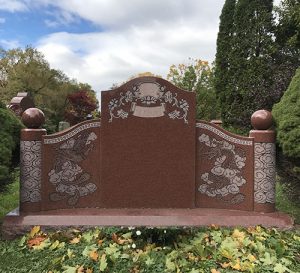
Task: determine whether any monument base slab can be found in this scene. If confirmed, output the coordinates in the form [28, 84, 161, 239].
[2, 208, 294, 239]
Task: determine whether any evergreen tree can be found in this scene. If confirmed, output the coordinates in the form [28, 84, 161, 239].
[215, 0, 236, 117]
[272, 0, 300, 103]
[215, 0, 275, 133]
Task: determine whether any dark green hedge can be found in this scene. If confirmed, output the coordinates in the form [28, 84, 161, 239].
[0, 102, 23, 190]
[273, 68, 300, 204]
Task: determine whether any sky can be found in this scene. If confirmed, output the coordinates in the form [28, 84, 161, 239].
[0, 0, 281, 101]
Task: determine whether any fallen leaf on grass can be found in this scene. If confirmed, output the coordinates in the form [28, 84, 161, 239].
[70, 237, 81, 244]
[232, 229, 245, 242]
[231, 259, 242, 270]
[99, 254, 108, 272]
[220, 262, 230, 268]
[247, 254, 256, 262]
[274, 263, 289, 273]
[77, 265, 84, 273]
[112, 233, 129, 245]
[29, 226, 41, 238]
[62, 265, 77, 273]
[27, 236, 46, 248]
[211, 269, 220, 273]
[89, 250, 99, 261]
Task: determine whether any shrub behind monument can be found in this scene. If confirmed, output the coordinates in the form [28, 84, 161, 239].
[273, 68, 300, 204]
[0, 102, 23, 190]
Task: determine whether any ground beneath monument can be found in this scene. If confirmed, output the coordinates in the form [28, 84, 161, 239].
[2, 208, 294, 239]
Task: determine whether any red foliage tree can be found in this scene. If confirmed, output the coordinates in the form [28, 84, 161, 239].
[65, 90, 97, 125]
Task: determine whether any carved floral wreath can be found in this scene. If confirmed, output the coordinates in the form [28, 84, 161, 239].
[108, 82, 190, 123]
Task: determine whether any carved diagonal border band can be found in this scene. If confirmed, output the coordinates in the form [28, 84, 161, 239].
[196, 123, 253, 146]
[44, 122, 101, 144]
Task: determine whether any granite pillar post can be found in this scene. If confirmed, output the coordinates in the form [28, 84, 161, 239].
[249, 110, 276, 213]
[20, 108, 46, 213]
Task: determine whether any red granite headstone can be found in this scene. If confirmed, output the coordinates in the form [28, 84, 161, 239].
[100, 77, 196, 208]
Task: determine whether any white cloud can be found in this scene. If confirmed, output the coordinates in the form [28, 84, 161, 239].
[37, 20, 217, 96]
[28, 0, 223, 29]
[9, 0, 282, 105]
[36, 0, 223, 103]
[0, 39, 20, 49]
[0, 0, 28, 12]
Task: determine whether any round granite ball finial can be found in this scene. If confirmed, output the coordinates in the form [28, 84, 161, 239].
[21, 108, 45, 129]
[251, 110, 273, 130]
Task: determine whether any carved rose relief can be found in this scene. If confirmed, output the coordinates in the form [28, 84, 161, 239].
[198, 134, 247, 204]
[48, 131, 97, 206]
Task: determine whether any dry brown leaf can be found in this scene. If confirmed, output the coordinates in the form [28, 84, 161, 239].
[27, 236, 46, 248]
[77, 265, 84, 273]
[112, 233, 127, 245]
[89, 250, 99, 261]
[112, 233, 119, 243]
[220, 262, 231, 268]
[70, 237, 80, 244]
[231, 259, 242, 270]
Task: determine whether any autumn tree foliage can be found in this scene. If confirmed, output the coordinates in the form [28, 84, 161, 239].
[167, 59, 220, 121]
[65, 90, 98, 125]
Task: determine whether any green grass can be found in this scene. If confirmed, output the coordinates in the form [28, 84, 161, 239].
[0, 226, 299, 273]
[276, 182, 300, 224]
[0, 180, 19, 221]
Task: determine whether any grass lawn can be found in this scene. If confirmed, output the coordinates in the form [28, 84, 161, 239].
[0, 180, 19, 222]
[276, 183, 300, 225]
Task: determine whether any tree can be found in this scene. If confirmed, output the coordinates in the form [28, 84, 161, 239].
[0, 47, 58, 103]
[0, 103, 23, 190]
[271, 0, 300, 104]
[215, 0, 236, 110]
[167, 59, 220, 121]
[0, 47, 99, 132]
[65, 90, 98, 125]
[215, 0, 276, 133]
[272, 67, 300, 204]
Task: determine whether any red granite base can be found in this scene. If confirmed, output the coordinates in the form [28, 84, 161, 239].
[2, 208, 294, 239]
